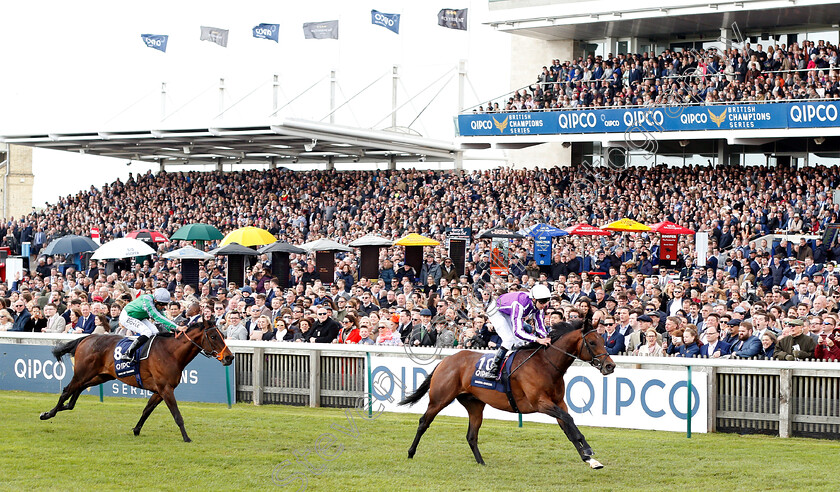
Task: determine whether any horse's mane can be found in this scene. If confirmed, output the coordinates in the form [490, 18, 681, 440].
[520, 320, 583, 350]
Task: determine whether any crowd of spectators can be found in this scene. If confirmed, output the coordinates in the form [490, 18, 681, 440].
[2, 162, 840, 361]
[475, 39, 840, 112]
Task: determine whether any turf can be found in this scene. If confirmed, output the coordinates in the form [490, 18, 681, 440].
[2, 390, 834, 491]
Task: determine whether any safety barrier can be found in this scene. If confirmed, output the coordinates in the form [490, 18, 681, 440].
[3, 333, 839, 438]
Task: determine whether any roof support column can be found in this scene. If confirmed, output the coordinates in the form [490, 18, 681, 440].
[326, 155, 334, 171]
[388, 154, 396, 171]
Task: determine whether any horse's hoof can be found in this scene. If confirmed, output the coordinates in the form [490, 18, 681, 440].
[133, 428, 140, 436]
[39, 412, 51, 420]
[587, 458, 604, 469]
[183, 437, 192, 443]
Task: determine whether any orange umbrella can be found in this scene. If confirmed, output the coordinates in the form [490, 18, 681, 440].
[601, 218, 651, 232]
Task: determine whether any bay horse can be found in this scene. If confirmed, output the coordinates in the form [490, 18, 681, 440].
[399, 318, 615, 468]
[40, 319, 233, 442]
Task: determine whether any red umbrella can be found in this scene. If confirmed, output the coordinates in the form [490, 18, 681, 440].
[126, 229, 169, 243]
[648, 221, 695, 235]
[564, 223, 612, 236]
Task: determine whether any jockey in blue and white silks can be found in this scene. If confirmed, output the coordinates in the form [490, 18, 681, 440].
[485, 285, 552, 378]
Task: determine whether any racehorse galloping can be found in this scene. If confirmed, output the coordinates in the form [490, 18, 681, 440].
[40, 319, 233, 442]
[399, 317, 615, 468]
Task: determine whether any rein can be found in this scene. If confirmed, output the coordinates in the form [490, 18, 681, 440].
[544, 330, 609, 372]
[176, 327, 227, 361]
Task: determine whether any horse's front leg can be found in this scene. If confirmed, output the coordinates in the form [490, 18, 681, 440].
[539, 400, 602, 469]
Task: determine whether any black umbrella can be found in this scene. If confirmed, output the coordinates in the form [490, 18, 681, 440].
[258, 241, 306, 254]
[41, 235, 100, 256]
[209, 242, 259, 256]
[477, 227, 525, 239]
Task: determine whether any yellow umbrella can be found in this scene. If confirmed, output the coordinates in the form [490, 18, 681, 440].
[600, 218, 652, 232]
[394, 233, 440, 246]
[220, 226, 277, 247]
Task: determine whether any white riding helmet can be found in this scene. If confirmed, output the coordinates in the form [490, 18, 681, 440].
[153, 288, 171, 304]
[530, 285, 551, 303]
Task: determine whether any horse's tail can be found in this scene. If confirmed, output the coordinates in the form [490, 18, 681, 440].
[398, 366, 437, 407]
[52, 336, 88, 361]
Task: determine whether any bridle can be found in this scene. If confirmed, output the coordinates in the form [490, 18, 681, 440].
[544, 329, 610, 371]
[176, 325, 229, 362]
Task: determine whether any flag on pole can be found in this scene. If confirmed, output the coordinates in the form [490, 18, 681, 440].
[252, 23, 280, 42]
[302, 20, 339, 39]
[200, 26, 229, 47]
[140, 34, 168, 52]
[371, 10, 400, 34]
[437, 8, 468, 30]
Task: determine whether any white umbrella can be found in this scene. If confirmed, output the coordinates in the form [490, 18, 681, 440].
[299, 238, 353, 252]
[162, 246, 215, 260]
[91, 238, 156, 260]
[348, 235, 393, 247]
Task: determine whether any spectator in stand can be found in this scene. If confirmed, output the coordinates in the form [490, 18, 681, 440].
[775, 318, 817, 360]
[310, 307, 340, 343]
[0, 309, 14, 331]
[677, 326, 702, 357]
[224, 312, 248, 340]
[760, 331, 777, 359]
[601, 315, 625, 355]
[815, 328, 840, 360]
[636, 329, 664, 356]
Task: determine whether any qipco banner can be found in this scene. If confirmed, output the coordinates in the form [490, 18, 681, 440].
[367, 354, 707, 433]
[0, 343, 233, 404]
[457, 100, 840, 137]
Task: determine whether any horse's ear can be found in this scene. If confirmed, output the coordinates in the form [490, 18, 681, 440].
[582, 312, 594, 334]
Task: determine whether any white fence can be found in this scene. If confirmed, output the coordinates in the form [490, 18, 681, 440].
[3, 333, 839, 438]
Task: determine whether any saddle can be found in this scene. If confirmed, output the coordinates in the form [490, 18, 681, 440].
[113, 335, 158, 387]
[470, 351, 521, 413]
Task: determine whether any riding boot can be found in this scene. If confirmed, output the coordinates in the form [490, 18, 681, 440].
[486, 347, 508, 379]
[120, 335, 149, 362]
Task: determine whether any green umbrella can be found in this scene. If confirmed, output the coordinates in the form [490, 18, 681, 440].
[171, 223, 224, 241]
[170, 223, 224, 250]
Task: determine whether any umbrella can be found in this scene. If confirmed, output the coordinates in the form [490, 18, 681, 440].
[220, 226, 277, 247]
[41, 235, 100, 256]
[527, 223, 569, 238]
[348, 235, 394, 247]
[91, 238, 156, 260]
[601, 218, 652, 232]
[259, 241, 307, 254]
[393, 233, 440, 246]
[477, 227, 524, 239]
[648, 221, 696, 235]
[564, 223, 612, 236]
[170, 223, 224, 242]
[126, 229, 169, 243]
[162, 246, 215, 260]
[299, 238, 353, 253]
[209, 242, 260, 256]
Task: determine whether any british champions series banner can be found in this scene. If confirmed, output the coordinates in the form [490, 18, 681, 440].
[200, 26, 229, 47]
[303, 20, 339, 39]
[457, 101, 840, 136]
[371, 10, 400, 34]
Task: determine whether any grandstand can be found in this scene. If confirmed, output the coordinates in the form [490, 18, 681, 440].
[462, 0, 840, 169]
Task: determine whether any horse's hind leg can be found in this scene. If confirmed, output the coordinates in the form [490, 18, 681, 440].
[541, 401, 602, 469]
[65, 374, 114, 410]
[133, 393, 163, 436]
[407, 385, 459, 459]
[457, 394, 487, 465]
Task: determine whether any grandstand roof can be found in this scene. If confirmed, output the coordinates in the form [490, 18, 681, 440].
[487, 1, 840, 41]
[0, 118, 458, 166]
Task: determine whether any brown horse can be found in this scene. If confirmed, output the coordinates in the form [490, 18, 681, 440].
[399, 319, 615, 468]
[40, 319, 233, 442]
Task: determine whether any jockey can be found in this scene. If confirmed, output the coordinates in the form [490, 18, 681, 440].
[485, 284, 551, 379]
[119, 288, 184, 362]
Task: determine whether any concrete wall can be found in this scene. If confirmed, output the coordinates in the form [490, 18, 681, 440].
[505, 37, 577, 169]
[0, 145, 34, 221]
